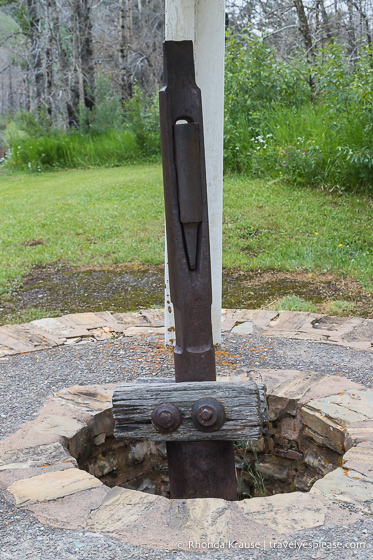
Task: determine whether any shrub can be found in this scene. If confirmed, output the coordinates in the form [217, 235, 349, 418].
[123, 84, 160, 157]
[224, 34, 373, 191]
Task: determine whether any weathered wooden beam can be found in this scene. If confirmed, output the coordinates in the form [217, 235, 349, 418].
[113, 380, 267, 441]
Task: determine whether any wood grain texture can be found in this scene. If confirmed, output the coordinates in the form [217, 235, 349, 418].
[113, 380, 267, 441]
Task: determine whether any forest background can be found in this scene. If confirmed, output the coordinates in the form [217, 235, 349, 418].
[0, 0, 373, 191]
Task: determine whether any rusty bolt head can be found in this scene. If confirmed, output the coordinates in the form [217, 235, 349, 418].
[158, 410, 173, 428]
[200, 407, 213, 421]
[191, 397, 225, 432]
[151, 403, 182, 434]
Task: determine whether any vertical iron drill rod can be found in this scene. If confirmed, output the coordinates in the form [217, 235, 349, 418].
[159, 41, 237, 500]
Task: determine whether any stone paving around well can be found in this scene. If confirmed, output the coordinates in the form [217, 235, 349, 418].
[0, 309, 372, 552]
[0, 308, 372, 357]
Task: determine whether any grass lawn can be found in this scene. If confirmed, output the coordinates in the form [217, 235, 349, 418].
[223, 175, 373, 289]
[0, 164, 372, 300]
[0, 165, 165, 296]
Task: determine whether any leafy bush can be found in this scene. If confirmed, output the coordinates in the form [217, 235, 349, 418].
[78, 75, 124, 135]
[123, 84, 160, 157]
[224, 33, 373, 191]
[224, 31, 309, 174]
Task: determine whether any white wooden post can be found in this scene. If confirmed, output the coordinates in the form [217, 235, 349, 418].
[164, 0, 225, 346]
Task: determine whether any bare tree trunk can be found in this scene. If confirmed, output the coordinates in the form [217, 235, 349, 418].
[47, 0, 72, 122]
[351, 0, 372, 48]
[68, 0, 81, 127]
[293, 0, 316, 97]
[24, 63, 31, 111]
[119, 0, 133, 101]
[26, 0, 45, 109]
[347, 0, 356, 54]
[44, 1, 53, 117]
[8, 65, 14, 111]
[320, 0, 333, 43]
[77, 0, 95, 109]
[316, 0, 321, 47]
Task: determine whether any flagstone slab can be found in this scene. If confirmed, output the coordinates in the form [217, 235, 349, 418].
[87, 327, 117, 341]
[91, 311, 124, 330]
[0, 462, 76, 490]
[35, 415, 85, 438]
[0, 331, 41, 353]
[311, 467, 373, 506]
[0, 442, 74, 471]
[264, 330, 329, 342]
[27, 486, 109, 530]
[301, 407, 347, 453]
[256, 369, 300, 393]
[231, 321, 254, 335]
[0, 416, 71, 457]
[268, 311, 315, 331]
[302, 390, 373, 453]
[237, 492, 327, 534]
[267, 370, 328, 420]
[87, 486, 164, 532]
[343, 445, 373, 477]
[312, 316, 351, 331]
[232, 309, 279, 333]
[326, 317, 364, 337]
[306, 390, 373, 423]
[8, 468, 102, 505]
[342, 319, 373, 343]
[346, 420, 373, 446]
[0, 324, 57, 349]
[332, 339, 373, 351]
[221, 309, 237, 332]
[31, 317, 88, 339]
[123, 326, 165, 337]
[298, 376, 364, 407]
[112, 312, 148, 328]
[169, 498, 231, 542]
[63, 312, 109, 327]
[0, 343, 18, 357]
[53, 385, 114, 413]
[140, 309, 165, 327]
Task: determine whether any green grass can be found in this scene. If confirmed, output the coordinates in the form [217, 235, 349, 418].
[272, 296, 318, 313]
[0, 164, 165, 296]
[223, 175, 373, 288]
[324, 300, 357, 316]
[0, 164, 372, 298]
[6, 129, 142, 171]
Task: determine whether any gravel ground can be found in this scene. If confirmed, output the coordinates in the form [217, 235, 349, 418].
[0, 333, 372, 560]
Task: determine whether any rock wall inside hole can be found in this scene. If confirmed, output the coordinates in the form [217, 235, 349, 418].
[68, 406, 342, 499]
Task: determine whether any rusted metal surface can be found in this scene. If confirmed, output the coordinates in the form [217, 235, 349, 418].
[191, 397, 225, 432]
[159, 40, 215, 383]
[159, 40, 237, 500]
[151, 403, 182, 434]
[166, 441, 237, 500]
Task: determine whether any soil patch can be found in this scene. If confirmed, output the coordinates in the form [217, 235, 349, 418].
[0, 265, 371, 325]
